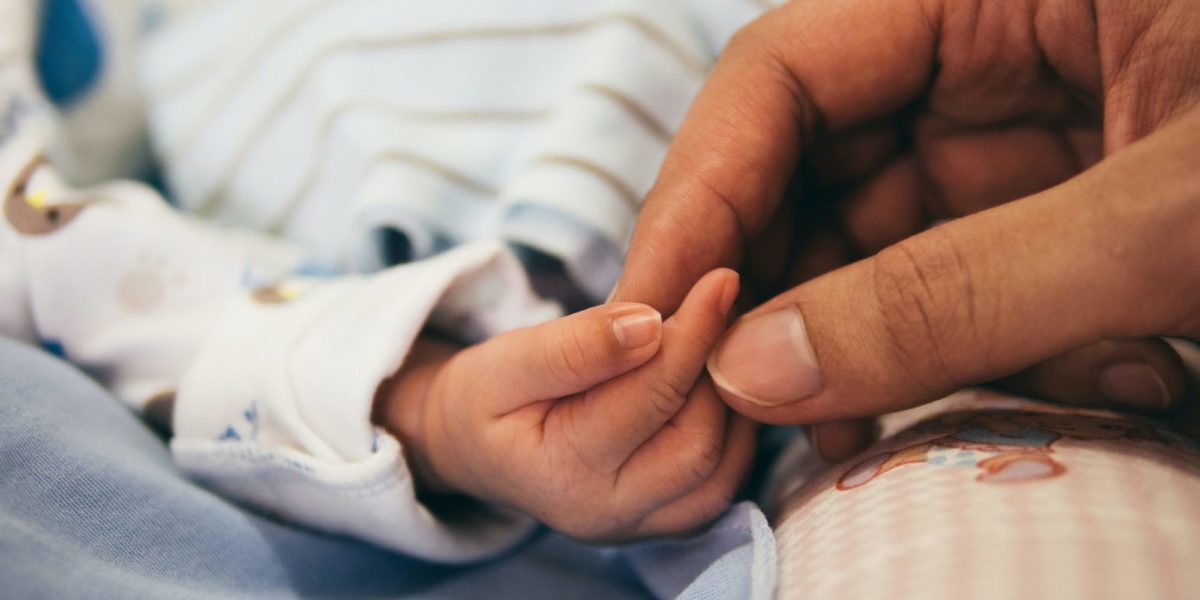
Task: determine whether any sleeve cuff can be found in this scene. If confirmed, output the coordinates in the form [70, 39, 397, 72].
[171, 241, 558, 562]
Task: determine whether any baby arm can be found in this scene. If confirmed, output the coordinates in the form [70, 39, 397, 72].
[1, 140, 573, 557]
[374, 269, 758, 542]
[0, 66, 557, 559]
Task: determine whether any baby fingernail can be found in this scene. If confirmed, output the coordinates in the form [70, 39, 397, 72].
[613, 308, 662, 350]
[1099, 362, 1171, 409]
[707, 306, 822, 406]
[718, 271, 740, 317]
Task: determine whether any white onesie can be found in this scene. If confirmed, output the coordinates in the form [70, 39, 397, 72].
[4, 0, 778, 563]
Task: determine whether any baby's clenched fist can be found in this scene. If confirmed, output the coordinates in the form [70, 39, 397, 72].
[375, 270, 756, 542]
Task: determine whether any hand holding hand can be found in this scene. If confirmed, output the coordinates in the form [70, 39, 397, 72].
[377, 270, 756, 542]
[614, 0, 1200, 457]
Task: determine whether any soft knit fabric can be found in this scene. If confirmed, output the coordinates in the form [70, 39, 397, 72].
[3, 2, 560, 559]
[5, 0, 780, 566]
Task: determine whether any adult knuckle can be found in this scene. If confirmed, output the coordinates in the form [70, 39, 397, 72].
[870, 228, 980, 389]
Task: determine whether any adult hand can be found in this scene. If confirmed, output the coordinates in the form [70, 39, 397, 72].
[612, 0, 1200, 458]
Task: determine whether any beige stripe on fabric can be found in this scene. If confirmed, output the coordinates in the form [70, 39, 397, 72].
[368, 149, 495, 196]
[207, 79, 673, 220]
[261, 103, 544, 231]
[149, 0, 319, 97]
[267, 147, 497, 232]
[166, 11, 707, 184]
[530, 154, 641, 213]
[579, 83, 673, 144]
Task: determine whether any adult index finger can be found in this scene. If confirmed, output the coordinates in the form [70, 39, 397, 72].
[611, 0, 939, 313]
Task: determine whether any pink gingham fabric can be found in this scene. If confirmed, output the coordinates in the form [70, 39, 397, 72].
[769, 391, 1200, 600]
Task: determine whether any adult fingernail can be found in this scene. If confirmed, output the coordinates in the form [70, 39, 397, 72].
[613, 308, 662, 350]
[708, 306, 822, 406]
[1099, 362, 1171, 409]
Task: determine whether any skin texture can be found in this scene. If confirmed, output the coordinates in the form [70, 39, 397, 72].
[374, 269, 758, 542]
[611, 0, 1200, 458]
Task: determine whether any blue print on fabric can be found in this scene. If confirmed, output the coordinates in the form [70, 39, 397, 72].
[138, 3, 167, 34]
[39, 339, 66, 359]
[949, 426, 1058, 448]
[243, 402, 259, 439]
[0, 95, 40, 148]
[239, 267, 274, 291]
[294, 261, 343, 279]
[36, 0, 104, 108]
[217, 401, 259, 442]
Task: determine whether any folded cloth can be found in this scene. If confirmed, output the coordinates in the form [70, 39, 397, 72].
[135, 0, 778, 300]
[2, 32, 558, 559]
[17, 0, 796, 589]
[0, 336, 644, 599]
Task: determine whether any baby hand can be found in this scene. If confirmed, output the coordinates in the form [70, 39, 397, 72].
[377, 269, 756, 542]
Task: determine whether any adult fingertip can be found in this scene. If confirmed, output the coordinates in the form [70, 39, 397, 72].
[707, 305, 823, 407]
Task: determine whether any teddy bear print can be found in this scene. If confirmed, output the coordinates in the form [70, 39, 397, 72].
[837, 410, 1166, 490]
[4, 155, 86, 236]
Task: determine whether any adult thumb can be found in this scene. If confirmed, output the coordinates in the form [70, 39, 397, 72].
[705, 114, 1200, 424]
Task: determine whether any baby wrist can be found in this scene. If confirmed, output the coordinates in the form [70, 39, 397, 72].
[372, 338, 458, 495]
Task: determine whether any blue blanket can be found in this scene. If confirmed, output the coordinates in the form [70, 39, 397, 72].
[0, 338, 776, 598]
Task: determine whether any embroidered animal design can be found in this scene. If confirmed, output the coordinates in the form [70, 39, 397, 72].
[837, 410, 1165, 490]
[4, 155, 86, 235]
[242, 266, 309, 305]
[217, 401, 259, 442]
[251, 282, 302, 304]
